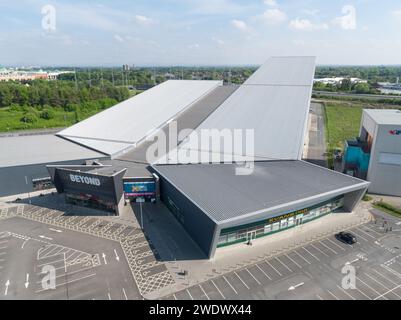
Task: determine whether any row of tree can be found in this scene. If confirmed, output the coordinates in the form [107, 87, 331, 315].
[0, 80, 130, 108]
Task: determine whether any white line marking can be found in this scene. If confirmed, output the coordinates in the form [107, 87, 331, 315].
[310, 243, 329, 257]
[275, 257, 293, 272]
[114, 249, 120, 262]
[355, 226, 376, 239]
[326, 238, 347, 251]
[350, 230, 369, 242]
[245, 268, 261, 285]
[285, 253, 302, 269]
[293, 250, 311, 265]
[4, 280, 10, 296]
[326, 289, 340, 300]
[38, 235, 53, 241]
[265, 260, 282, 276]
[357, 276, 386, 299]
[374, 284, 401, 300]
[173, 294, 177, 300]
[108, 293, 111, 300]
[102, 253, 107, 265]
[36, 273, 96, 293]
[316, 294, 324, 300]
[361, 225, 382, 236]
[302, 247, 320, 261]
[234, 271, 250, 289]
[199, 284, 210, 300]
[223, 276, 238, 294]
[372, 268, 398, 286]
[364, 273, 401, 299]
[336, 285, 356, 300]
[319, 240, 338, 254]
[186, 289, 194, 300]
[25, 273, 29, 289]
[211, 280, 225, 299]
[255, 263, 272, 280]
[288, 282, 304, 291]
[49, 228, 62, 233]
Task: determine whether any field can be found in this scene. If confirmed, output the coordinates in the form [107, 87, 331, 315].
[0, 107, 100, 132]
[324, 102, 364, 151]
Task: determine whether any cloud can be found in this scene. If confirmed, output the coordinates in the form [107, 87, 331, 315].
[392, 8, 401, 21]
[134, 15, 157, 27]
[301, 9, 319, 17]
[261, 9, 287, 25]
[188, 0, 250, 15]
[114, 34, 124, 43]
[188, 43, 200, 49]
[289, 19, 328, 31]
[212, 37, 225, 45]
[231, 19, 251, 32]
[264, 0, 277, 7]
[332, 5, 357, 30]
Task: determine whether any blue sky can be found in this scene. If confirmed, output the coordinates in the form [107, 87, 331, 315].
[1, 0, 401, 66]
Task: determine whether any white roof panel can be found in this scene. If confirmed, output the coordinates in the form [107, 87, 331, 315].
[363, 109, 401, 125]
[158, 56, 316, 164]
[58, 80, 222, 155]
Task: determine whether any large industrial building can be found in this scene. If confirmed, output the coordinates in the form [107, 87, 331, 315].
[0, 56, 370, 258]
[344, 109, 401, 197]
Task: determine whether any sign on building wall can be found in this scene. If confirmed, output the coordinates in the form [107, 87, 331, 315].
[124, 181, 156, 196]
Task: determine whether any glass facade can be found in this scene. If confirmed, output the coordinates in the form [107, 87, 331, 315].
[65, 193, 117, 214]
[217, 197, 344, 248]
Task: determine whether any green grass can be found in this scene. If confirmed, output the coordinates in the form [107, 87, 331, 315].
[373, 201, 401, 219]
[323, 102, 363, 168]
[0, 107, 100, 132]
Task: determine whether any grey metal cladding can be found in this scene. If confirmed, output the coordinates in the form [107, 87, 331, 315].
[54, 168, 125, 203]
[153, 160, 368, 223]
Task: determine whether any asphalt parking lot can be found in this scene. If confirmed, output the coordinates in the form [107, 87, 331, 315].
[163, 209, 401, 300]
[0, 203, 175, 299]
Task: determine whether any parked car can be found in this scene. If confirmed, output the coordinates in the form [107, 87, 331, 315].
[335, 232, 357, 245]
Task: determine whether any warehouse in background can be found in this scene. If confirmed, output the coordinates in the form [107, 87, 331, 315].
[343, 109, 401, 197]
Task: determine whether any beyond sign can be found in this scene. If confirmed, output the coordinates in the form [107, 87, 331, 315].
[69, 174, 101, 186]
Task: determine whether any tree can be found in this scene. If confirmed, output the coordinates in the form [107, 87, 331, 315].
[354, 83, 370, 94]
[0, 85, 12, 107]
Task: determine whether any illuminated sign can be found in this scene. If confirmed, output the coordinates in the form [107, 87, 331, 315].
[389, 130, 401, 136]
[124, 181, 156, 196]
[69, 174, 101, 186]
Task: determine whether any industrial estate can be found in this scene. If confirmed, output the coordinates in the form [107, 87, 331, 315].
[1, 56, 401, 302]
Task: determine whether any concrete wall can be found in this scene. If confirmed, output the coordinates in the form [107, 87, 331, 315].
[367, 124, 401, 196]
[158, 176, 217, 258]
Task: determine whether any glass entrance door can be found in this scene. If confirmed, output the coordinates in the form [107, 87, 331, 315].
[247, 231, 256, 242]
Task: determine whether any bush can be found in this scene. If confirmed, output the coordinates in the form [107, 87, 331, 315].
[20, 112, 38, 123]
[40, 108, 55, 120]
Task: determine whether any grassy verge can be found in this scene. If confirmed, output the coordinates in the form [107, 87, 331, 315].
[373, 201, 401, 219]
[323, 102, 363, 168]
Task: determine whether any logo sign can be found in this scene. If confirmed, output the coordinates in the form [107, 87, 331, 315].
[389, 130, 401, 136]
[69, 174, 101, 186]
[124, 182, 156, 196]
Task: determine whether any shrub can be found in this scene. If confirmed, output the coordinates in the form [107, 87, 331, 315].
[20, 112, 38, 123]
[40, 108, 55, 120]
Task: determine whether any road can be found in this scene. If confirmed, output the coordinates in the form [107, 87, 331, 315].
[303, 102, 327, 168]
[313, 91, 401, 101]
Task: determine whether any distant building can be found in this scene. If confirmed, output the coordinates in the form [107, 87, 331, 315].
[314, 77, 368, 85]
[0, 69, 73, 82]
[343, 109, 401, 196]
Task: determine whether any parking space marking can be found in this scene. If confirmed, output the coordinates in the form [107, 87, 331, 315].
[361, 225, 382, 236]
[255, 264, 272, 280]
[199, 284, 210, 300]
[265, 259, 282, 276]
[234, 271, 250, 290]
[364, 273, 401, 299]
[36, 273, 96, 293]
[336, 285, 356, 300]
[326, 238, 347, 251]
[275, 257, 292, 272]
[372, 268, 399, 286]
[245, 268, 261, 285]
[375, 284, 401, 300]
[285, 253, 302, 269]
[223, 276, 238, 295]
[326, 289, 340, 300]
[316, 294, 324, 300]
[310, 243, 329, 257]
[355, 226, 377, 239]
[355, 286, 372, 300]
[357, 276, 386, 300]
[211, 280, 226, 299]
[350, 229, 369, 242]
[319, 240, 338, 254]
[173, 294, 177, 300]
[293, 250, 311, 265]
[301, 247, 320, 261]
[186, 289, 194, 300]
